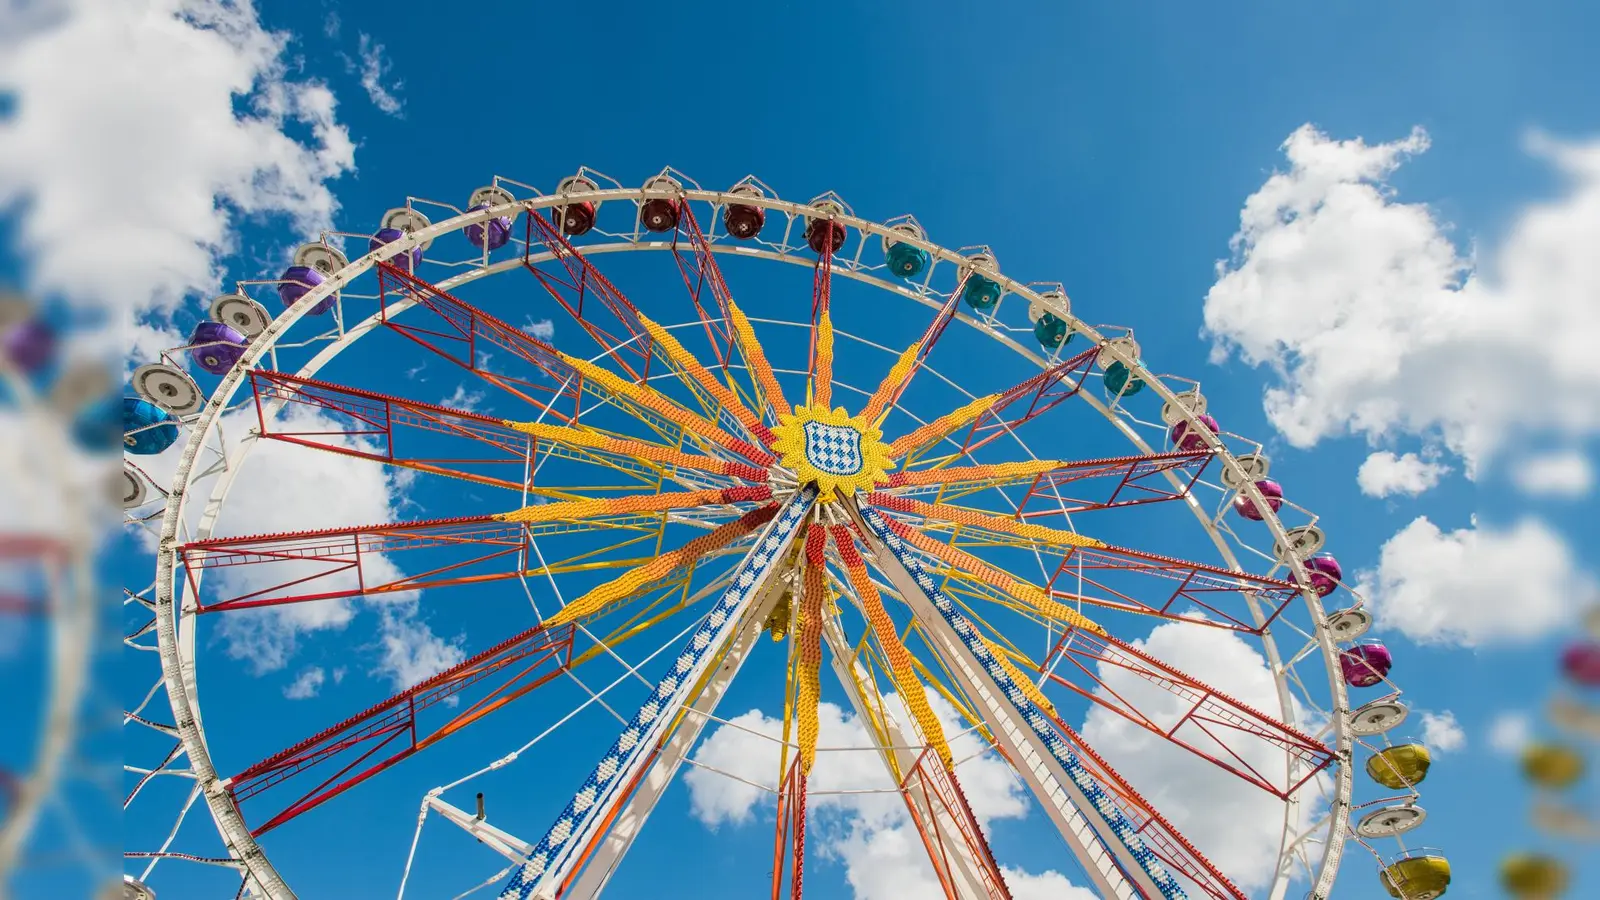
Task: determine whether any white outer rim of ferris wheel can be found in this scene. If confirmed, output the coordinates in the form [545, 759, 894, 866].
[146, 189, 1351, 899]
[0, 373, 98, 898]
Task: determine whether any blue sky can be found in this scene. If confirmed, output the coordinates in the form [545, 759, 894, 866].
[4, 0, 1600, 898]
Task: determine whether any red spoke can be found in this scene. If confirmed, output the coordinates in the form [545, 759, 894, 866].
[180, 487, 768, 612]
[521, 211, 654, 384]
[860, 275, 969, 426]
[374, 263, 582, 423]
[249, 370, 763, 491]
[1040, 627, 1334, 799]
[871, 494, 1300, 634]
[227, 623, 575, 836]
[899, 345, 1101, 465]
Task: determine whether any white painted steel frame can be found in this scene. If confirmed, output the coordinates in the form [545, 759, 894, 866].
[138, 186, 1352, 899]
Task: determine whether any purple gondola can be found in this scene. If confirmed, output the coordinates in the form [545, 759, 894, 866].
[1232, 478, 1284, 521]
[1342, 641, 1393, 688]
[185, 322, 249, 376]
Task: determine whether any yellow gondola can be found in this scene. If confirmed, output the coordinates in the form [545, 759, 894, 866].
[1499, 853, 1569, 898]
[1367, 743, 1432, 789]
[1381, 850, 1452, 900]
[1521, 743, 1585, 789]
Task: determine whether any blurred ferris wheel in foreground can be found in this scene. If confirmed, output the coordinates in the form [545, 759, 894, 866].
[119, 168, 1454, 899]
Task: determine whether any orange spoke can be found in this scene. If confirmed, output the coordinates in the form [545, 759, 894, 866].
[559, 351, 775, 466]
[860, 340, 923, 426]
[728, 299, 789, 423]
[868, 493, 1103, 550]
[885, 394, 1002, 460]
[502, 420, 766, 482]
[795, 526, 828, 775]
[495, 485, 771, 525]
[830, 524, 952, 770]
[633, 310, 774, 445]
[877, 516, 1105, 636]
[544, 505, 779, 626]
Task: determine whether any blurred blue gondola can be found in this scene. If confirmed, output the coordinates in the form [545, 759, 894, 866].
[122, 397, 178, 455]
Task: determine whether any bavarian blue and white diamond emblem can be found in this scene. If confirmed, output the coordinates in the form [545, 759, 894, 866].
[802, 420, 864, 476]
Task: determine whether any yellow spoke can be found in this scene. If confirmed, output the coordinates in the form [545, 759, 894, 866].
[831, 524, 952, 770]
[810, 309, 835, 410]
[503, 419, 766, 482]
[884, 393, 1001, 459]
[635, 311, 773, 443]
[860, 340, 922, 426]
[727, 299, 789, 422]
[545, 505, 779, 626]
[559, 351, 775, 465]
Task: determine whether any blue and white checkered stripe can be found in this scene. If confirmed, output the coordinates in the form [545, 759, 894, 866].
[499, 487, 819, 899]
[858, 505, 1188, 900]
[802, 421, 863, 475]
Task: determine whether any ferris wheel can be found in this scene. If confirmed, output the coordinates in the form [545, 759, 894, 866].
[0, 295, 120, 899]
[119, 168, 1451, 900]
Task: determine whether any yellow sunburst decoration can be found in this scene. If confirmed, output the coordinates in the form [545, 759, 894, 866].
[771, 404, 893, 501]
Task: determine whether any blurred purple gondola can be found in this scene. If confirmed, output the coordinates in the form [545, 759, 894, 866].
[1170, 414, 1219, 451]
[1303, 554, 1343, 597]
[1560, 641, 1600, 687]
[2, 318, 55, 374]
[278, 265, 336, 315]
[369, 228, 423, 275]
[465, 203, 513, 251]
[185, 322, 248, 376]
[1341, 641, 1393, 688]
[1232, 478, 1284, 521]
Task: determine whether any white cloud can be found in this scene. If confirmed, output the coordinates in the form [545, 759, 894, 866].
[371, 603, 464, 690]
[0, 0, 356, 315]
[1512, 450, 1595, 497]
[322, 10, 340, 38]
[283, 666, 325, 699]
[522, 317, 556, 341]
[1203, 125, 1600, 476]
[347, 32, 402, 117]
[686, 690, 1086, 899]
[130, 403, 458, 678]
[1357, 451, 1450, 498]
[1418, 710, 1465, 753]
[439, 383, 486, 414]
[1077, 619, 1313, 892]
[1488, 711, 1534, 755]
[1357, 515, 1593, 648]
[1001, 867, 1100, 900]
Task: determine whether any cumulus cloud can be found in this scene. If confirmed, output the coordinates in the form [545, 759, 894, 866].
[1357, 451, 1450, 498]
[130, 402, 460, 682]
[1418, 710, 1466, 753]
[1357, 516, 1594, 648]
[0, 0, 356, 315]
[522, 317, 556, 341]
[439, 383, 486, 414]
[346, 32, 403, 117]
[1512, 450, 1595, 497]
[685, 690, 1084, 899]
[1203, 125, 1600, 477]
[283, 666, 325, 699]
[1078, 620, 1311, 891]
[372, 603, 464, 690]
[1489, 711, 1534, 755]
